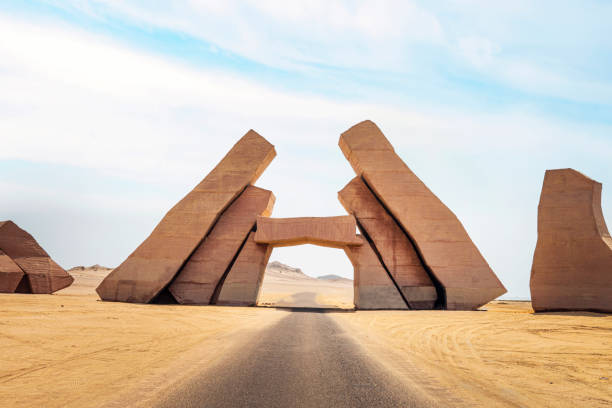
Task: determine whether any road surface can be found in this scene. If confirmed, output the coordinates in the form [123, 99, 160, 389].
[153, 310, 432, 408]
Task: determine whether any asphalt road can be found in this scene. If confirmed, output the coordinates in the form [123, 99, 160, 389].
[154, 310, 431, 408]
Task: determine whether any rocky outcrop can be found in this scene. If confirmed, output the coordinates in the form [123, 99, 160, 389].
[0, 221, 73, 293]
[530, 169, 612, 313]
[96, 130, 276, 303]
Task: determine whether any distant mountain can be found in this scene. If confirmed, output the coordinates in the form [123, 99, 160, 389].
[317, 274, 353, 283]
[69, 264, 113, 272]
[265, 261, 315, 280]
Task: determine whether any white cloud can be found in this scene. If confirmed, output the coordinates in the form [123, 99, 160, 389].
[45, 0, 446, 70]
[1, 15, 608, 178]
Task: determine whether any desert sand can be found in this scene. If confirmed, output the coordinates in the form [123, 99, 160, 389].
[334, 301, 612, 407]
[0, 292, 288, 408]
[257, 261, 354, 308]
[1, 265, 610, 407]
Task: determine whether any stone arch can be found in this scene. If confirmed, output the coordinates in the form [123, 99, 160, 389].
[215, 215, 410, 310]
[96, 120, 506, 310]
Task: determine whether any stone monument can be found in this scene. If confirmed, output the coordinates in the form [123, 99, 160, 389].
[530, 169, 612, 312]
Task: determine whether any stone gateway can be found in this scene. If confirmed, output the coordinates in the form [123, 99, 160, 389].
[97, 121, 506, 309]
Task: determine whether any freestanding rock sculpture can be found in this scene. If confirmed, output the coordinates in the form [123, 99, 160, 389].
[0, 221, 73, 293]
[530, 169, 612, 313]
[339, 120, 506, 310]
[169, 186, 275, 304]
[97, 130, 276, 303]
[339, 177, 438, 309]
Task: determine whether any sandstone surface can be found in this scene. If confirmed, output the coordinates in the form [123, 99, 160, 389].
[530, 169, 612, 312]
[339, 177, 437, 309]
[169, 186, 275, 304]
[0, 221, 73, 293]
[339, 120, 505, 310]
[216, 232, 272, 306]
[96, 130, 276, 303]
[0, 249, 24, 293]
[344, 237, 408, 310]
[254, 216, 363, 248]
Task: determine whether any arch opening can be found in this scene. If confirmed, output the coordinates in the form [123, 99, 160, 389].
[257, 244, 354, 309]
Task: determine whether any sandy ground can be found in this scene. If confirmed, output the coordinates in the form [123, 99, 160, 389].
[0, 293, 287, 408]
[334, 301, 612, 407]
[62, 263, 355, 309]
[1, 267, 610, 407]
[258, 280, 353, 309]
[258, 261, 354, 308]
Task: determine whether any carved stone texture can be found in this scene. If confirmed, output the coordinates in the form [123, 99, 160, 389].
[216, 232, 272, 306]
[530, 169, 612, 313]
[169, 186, 275, 304]
[0, 249, 24, 293]
[339, 177, 437, 309]
[339, 120, 506, 310]
[0, 221, 73, 293]
[344, 237, 408, 310]
[96, 130, 276, 303]
[254, 216, 363, 249]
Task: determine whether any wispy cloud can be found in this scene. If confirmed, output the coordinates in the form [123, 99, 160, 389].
[32, 0, 612, 109]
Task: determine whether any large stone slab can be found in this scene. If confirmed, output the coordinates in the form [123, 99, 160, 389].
[254, 216, 363, 248]
[216, 232, 272, 306]
[339, 120, 506, 310]
[0, 249, 24, 293]
[344, 237, 408, 310]
[530, 169, 612, 313]
[0, 221, 73, 293]
[97, 130, 276, 303]
[339, 177, 437, 309]
[169, 186, 275, 304]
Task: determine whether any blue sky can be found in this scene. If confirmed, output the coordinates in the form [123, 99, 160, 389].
[1, 1, 611, 299]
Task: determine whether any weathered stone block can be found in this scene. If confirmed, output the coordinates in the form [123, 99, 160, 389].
[216, 232, 272, 306]
[254, 216, 363, 248]
[0, 221, 73, 293]
[169, 186, 275, 304]
[339, 177, 437, 309]
[0, 249, 24, 293]
[530, 169, 612, 312]
[339, 120, 506, 310]
[96, 130, 276, 303]
[344, 237, 408, 310]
